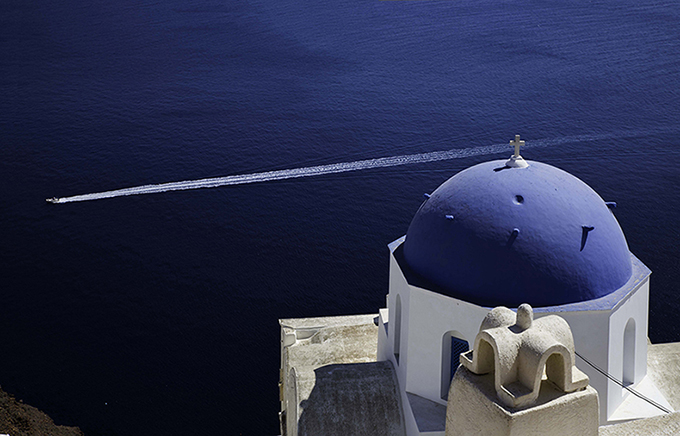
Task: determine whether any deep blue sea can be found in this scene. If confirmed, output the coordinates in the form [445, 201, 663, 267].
[1, 0, 679, 434]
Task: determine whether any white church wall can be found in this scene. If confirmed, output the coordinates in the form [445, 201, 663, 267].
[534, 275, 651, 424]
[381, 248, 491, 436]
[404, 284, 488, 403]
[378, 307, 390, 362]
[387, 252, 414, 386]
[540, 309, 611, 423]
[606, 277, 650, 418]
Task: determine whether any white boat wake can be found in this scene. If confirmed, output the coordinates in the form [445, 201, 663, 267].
[46, 130, 656, 204]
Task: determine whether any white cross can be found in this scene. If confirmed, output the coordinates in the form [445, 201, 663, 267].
[510, 134, 525, 157]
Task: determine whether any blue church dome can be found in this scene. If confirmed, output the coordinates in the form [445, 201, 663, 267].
[403, 159, 633, 307]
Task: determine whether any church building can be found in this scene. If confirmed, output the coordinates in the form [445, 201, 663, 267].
[280, 136, 677, 436]
[377, 135, 671, 433]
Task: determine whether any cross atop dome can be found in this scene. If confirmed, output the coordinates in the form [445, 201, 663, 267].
[506, 134, 529, 168]
[510, 134, 525, 157]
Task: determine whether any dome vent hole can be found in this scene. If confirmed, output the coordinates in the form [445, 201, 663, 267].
[514, 195, 524, 204]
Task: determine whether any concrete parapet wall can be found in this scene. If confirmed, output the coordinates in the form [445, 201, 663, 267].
[280, 314, 406, 436]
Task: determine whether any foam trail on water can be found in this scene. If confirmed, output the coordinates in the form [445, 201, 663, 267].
[52, 143, 508, 203]
[48, 129, 667, 204]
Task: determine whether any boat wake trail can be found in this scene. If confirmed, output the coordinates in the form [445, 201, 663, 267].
[46, 130, 661, 204]
[50, 143, 509, 203]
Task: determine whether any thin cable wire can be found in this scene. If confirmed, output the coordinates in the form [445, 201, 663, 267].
[575, 351, 671, 414]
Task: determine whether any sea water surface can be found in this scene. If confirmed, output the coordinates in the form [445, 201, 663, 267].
[1, 0, 679, 434]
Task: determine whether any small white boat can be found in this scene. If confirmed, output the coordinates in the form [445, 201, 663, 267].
[46, 197, 59, 204]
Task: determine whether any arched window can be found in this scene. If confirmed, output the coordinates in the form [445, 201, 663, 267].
[623, 318, 636, 386]
[440, 330, 469, 400]
[394, 294, 402, 364]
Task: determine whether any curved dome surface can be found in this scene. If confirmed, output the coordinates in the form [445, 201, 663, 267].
[403, 160, 632, 307]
